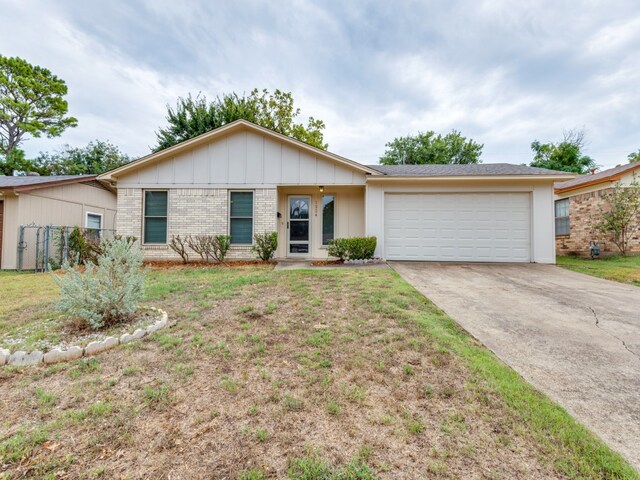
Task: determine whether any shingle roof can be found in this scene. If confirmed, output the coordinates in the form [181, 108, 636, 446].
[554, 162, 640, 192]
[0, 175, 95, 189]
[366, 163, 572, 176]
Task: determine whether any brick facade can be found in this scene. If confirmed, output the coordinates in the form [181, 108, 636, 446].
[556, 188, 640, 256]
[116, 188, 278, 261]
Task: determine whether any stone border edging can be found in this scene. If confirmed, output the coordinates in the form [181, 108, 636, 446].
[0, 308, 169, 367]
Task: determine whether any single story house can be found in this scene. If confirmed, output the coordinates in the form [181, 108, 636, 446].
[98, 120, 573, 264]
[554, 162, 640, 256]
[0, 175, 117, 270]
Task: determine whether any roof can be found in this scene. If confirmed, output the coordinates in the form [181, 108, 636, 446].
[0, 174, 97, 192]
[367, 163, 574, 177]
[99, 119, 382, 181]
[554, 162, 640, 194]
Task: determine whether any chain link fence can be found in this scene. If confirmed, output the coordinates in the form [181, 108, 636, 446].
[17, 224, 115, 272]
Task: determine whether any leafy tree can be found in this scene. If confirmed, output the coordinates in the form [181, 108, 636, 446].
[0, 55, 77, 156]
[154, 89, 327, 152]
[594, 177, 640, 255]
[0, 148, 41, 175]
[34, 140, 131, 175]
[627, 149, 640, 163]
[529, 129, 596, 174]
[379, 130, 483, 165]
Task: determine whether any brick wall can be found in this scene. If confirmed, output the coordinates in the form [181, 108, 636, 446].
[556, 188, 640, 256]
[116, 188, 278, 261]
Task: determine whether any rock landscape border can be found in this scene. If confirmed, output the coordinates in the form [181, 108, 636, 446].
[0, 308, 170, 367]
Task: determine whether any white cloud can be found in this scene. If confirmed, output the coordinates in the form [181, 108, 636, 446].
[1, 0, 639, 168]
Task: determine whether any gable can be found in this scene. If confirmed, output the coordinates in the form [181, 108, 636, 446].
[111, 123, 372, 187]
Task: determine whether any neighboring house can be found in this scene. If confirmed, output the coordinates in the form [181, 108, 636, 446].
[554, 162, 640, 256]
[0, 175, 117, 270]
[98, 120, 573, 264]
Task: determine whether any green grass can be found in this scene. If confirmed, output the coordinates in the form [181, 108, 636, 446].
[557, 254, 640, 285]
[0, 265, 637, 478]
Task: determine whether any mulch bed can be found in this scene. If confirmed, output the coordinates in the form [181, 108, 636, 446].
[143, 260, 276, 270]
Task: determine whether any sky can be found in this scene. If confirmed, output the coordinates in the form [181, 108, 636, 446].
[1, 0, 639, 169]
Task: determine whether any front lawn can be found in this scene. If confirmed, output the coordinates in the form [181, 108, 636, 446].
[557, 255, 640, 286]
[0, 266, 636, 479]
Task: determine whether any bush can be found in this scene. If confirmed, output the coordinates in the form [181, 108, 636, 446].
[327, 238, 349, 261]
[211, 235, 231, 262]
[54, 237, 146, 330]
[327, 236, 377, 261]
[68, 226, 100, 265]
[252, 232, 278, 261]
[168, 235, 190, 264]
[186, 235, 213, 262]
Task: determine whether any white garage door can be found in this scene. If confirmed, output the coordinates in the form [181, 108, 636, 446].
[384, 193, 531, 262]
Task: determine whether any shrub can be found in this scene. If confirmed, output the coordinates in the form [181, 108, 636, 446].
[327, 238, 349, 261]
[68, 226, 100, 265]
[252, 232, 278, 261]
[54, 237, 145, 330]
[211, 235, 231, 262]
[327, 236, 377, 261]
[168, 235, 190, 264]
[186, 235, 213, 262]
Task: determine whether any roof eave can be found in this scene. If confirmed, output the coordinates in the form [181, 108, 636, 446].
[367, 174, 576, 182]
[0, 176, 99, 193]
[554, 164, 640, 194]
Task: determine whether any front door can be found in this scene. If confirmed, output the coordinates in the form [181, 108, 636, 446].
[288, 196, 310, 256]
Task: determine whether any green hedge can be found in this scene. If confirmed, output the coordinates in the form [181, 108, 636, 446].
[327, 236, 377, 261]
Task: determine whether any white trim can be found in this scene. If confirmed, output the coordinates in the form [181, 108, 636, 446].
[320, 193, 336, 247]
[85, 211, 103, 230]
[287, 195, 312, 257]
[142, 189, 169, 245]
[228, 190, 255, 246]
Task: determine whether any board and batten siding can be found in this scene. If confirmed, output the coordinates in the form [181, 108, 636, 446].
[1, 183, 117, 269]
[117, 130, 368, 187]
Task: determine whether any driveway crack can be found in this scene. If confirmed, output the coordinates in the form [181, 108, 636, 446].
[589, 306, 638, 360]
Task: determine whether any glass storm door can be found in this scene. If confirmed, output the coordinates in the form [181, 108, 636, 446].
[288, 196, 310, 255]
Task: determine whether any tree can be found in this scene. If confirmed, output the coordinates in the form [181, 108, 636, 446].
[154, 89, 327, 152]
[529, 129, 596, 174]
[0, 55, 77, 156]
[379, 130, 483, 165]
[627, 149, 640, 163]
[0, 148, 40, 175]
[34, 140, 131, 175]
[594, 177, 640, 255]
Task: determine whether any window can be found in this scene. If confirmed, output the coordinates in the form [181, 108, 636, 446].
[144, 191, 168, 244]
[230, 191, 253, 244]
[322, 194, 335, 246]
[555, 198, 569, 236]
[86, 212, 102, 230]
[85, 212, 103, 239]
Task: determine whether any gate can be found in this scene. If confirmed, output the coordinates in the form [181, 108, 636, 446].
[17, 224, 115, 272]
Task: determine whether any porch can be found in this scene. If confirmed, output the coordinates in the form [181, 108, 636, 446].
[275, 185, 365, 259]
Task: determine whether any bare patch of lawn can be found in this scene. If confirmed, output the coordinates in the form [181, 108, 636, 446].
[0, 266, 636, 479]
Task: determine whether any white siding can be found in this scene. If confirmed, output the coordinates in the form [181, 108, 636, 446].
[118, 130, 367, 187]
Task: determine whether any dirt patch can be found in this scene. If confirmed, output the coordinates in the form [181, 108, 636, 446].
[310, 259, 344, 266]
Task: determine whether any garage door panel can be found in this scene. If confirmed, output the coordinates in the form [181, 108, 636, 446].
[384, 193, 531, 262]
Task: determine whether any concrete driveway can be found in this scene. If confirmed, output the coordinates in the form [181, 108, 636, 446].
[390, 262, 640, 469]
